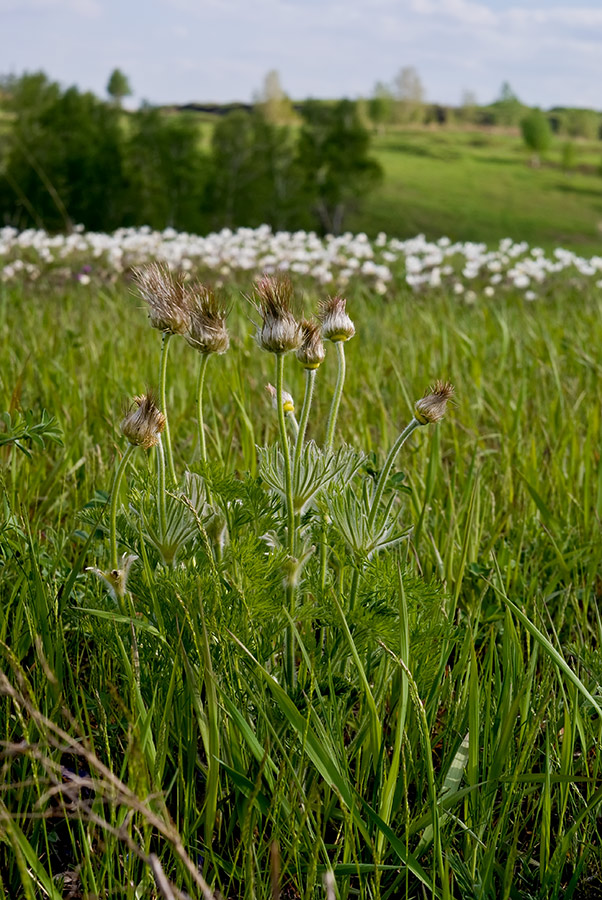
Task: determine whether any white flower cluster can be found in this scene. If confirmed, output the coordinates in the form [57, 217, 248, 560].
[1, 224, 602, 300]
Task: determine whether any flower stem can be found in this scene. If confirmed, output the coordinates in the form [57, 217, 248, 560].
[368, 418, 421, 531]
[109, 443, 135, 570]
[276, 352, 297, 687]
[294, 368, 316, 484]
[325, 340, 346, 451]
[197, 352, 210, 465]
[156, 435, 168, 542]
[159, 332, 177, 485]
[276, 353, 295, 556]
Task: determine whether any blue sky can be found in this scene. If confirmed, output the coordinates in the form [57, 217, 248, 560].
[2, 0, 601, 108]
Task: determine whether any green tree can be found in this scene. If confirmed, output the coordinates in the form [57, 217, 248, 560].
[106, 68, 132, 107]
[368, 81, 394, 132]
[492, 81, 523, 127]
[520, 108, 552, 167]
[0, 78, 127, 230]
[393, 66, 425, 125]
[126, 106, 209, 232]
[297, 99, 382, 234]
[208, 110, 303, 230]
[254, 70, 298, 125]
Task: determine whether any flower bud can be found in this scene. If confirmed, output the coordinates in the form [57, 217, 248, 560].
[185, 285, 229, 354]
[121, 394, 166, 449]
[265, 383, 295, 414]
[296, 319, 326, 369]
[133, 263, 190, 335]
[318, 295, 355, 343]
[253, 274, 301, 354]
[414, 381, 455, 425]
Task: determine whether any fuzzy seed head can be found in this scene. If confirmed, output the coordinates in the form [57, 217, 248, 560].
[318, 296, 355, 342]
[265, 383, 295, 414]
[296, 319, 326, 369]
[133, 263, 190, 335]
[253, 274, 301, 354]
[185, 285, 230, 354]
[120, 394, 166, 449]
[414, 381, 455, 425]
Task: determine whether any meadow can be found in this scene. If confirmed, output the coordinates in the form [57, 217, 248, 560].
[1, 226, 602, 899]
[353, 129, 602, 254]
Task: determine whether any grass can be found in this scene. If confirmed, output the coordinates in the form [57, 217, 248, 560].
[350, 128, 602, 254]
[0, 269, 602, 899]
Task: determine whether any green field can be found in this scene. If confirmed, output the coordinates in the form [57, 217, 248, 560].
[351, 129, 602, 254]
[1, 253, 602, 898]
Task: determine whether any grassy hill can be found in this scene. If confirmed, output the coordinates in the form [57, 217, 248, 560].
[351, 128, 602, 253]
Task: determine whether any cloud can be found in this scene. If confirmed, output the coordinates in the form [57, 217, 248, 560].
[0, 0, 101, 15]
[410, 0, 498, 28]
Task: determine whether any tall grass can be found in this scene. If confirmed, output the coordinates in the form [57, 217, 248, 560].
[0, 275, 601, 898]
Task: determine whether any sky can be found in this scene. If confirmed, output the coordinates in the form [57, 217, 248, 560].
[2, 0, 602, 109]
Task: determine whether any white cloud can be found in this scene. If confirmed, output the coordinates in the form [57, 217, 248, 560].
[0, 0, 101, 15]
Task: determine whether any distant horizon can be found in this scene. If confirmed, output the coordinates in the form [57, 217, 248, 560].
[3, 0, 602, 112]
[4, 68, 601, 116]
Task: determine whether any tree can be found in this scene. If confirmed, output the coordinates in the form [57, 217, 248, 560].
[106, 68, 132, 107]
[393, 66, 425, 125]
[492, 81, 523, 127]
[520, 109, 552, 167]
[208, 110, 303, 230]
[126, 107, 210, 232]
[254, 70, 297, 125]
[368, 81, 394, 132]
[0, 78, 128, 230]
[458, 90, 478, 125]
[296, 100, 382, 234]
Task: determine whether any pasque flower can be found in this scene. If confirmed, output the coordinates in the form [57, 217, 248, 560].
[186, 285, 229, 355]
[253, 274, 301, 354]
[120, 394, 166, 449]
[318, 295, 355, 343]
[414, 381, 455, 425]
[133, 263, 190, 335]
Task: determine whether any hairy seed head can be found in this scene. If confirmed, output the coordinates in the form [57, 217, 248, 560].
[318, 296, 355, 342]
[265, 383, 295, 414]
[120, 394, 166, 448]
[414, 381, 455, 425]
[253, 274, 301, 354]
[133, 263, 190, 335]
[185, 285, 230, 354]
[296, 319, 326, 369]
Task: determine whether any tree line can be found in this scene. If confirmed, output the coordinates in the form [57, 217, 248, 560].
[0, 71, 382, 235]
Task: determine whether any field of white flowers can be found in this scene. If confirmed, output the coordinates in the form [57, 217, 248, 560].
[3, 224, 602, 300]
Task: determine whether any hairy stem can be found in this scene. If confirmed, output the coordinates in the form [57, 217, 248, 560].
[368, 418, 421, 531]
[325, 340, 346, 451]
[196, 352, 210, 465]
[276, 353, 295, 557]
[294, 367, 317, 485]
[159, 332, 177, 485]
[109, 443, 135, 570]
[276, 353, 297, 686]
[156, 435, 168, 543]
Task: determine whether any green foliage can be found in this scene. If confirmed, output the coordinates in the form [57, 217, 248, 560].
[1, 269, 602, 897]
[106, 67, 132, 105]
[297, 99, 383, 233]
[0, 80, 127, 230]
[0, 408, 63, 457]
[368, 81, 394, 131]
[561, 140, 576, 172]
[520, 109, 553, 164]
[208, 110, 304, 230]
[125, 106, 210, 232]
[491, 80, 524, 126]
